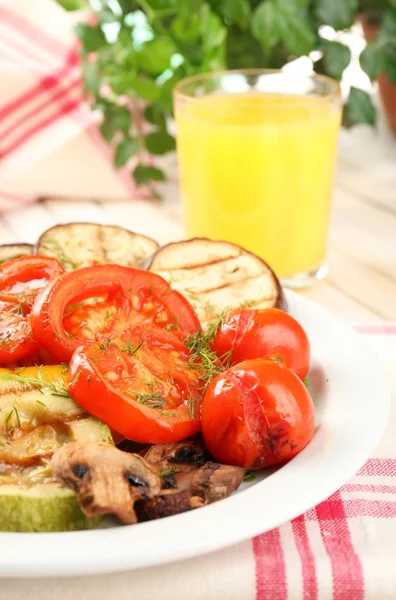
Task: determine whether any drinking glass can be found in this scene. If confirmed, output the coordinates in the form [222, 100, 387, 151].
[173, 70, 342, 287]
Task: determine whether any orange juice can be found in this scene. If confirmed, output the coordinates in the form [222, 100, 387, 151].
[175, 92, 341, 280]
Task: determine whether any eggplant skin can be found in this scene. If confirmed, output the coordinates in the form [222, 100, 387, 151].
[147, 237, 287, 325]
[34, 222, 159, 271]
[0, 243, 33, 264]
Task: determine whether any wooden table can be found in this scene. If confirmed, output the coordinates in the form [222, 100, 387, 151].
[0, 123, 395, 324]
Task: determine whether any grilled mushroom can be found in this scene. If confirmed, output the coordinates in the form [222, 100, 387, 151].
[136, 461, 245, 520]
[52, 442, 161, 524]
[141, 439, 206, 472]
[52, 441, 245, 524]
[183, 461, 245, 504]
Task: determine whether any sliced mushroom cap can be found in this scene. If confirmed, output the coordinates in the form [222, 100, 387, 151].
[136, 462, 245, 520]
[141, 439, 206, 472]
[52, 442, 161, 524]
[135, 489, 192, 522]
[190, 462, 245, 504]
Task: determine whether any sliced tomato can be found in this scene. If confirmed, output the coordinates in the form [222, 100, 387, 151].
[68, 327, 203, 443]
[0, 256, 64, 362]
[31, 265, 201, 362]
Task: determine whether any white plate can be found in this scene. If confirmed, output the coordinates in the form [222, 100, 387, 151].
[0, 291, 390, 578]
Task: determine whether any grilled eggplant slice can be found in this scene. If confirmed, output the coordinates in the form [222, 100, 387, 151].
[35, 223, 159, 271]
[0, 243, 33, 264]
[0, 366, 113, 532]
[148, 238, 286, 326]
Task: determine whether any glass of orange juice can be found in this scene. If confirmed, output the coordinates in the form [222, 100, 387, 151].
[173, 70, 342, 287]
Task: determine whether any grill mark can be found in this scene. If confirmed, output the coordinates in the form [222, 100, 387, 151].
[97, 225, 107, 264]
[197, 272, 272, 294]
[156, 252, 242, 272]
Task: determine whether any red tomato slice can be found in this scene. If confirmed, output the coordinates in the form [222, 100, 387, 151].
[212, 308, 311, 380]
[31, 265, 201, 362]
[0, 256, 64, 362]
[68, 327, 203, 443]
[202, 359, 315, 469]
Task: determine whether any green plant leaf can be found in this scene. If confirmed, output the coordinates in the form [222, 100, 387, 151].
[252, 0, 315, 56]
[133, 165, 166, 185]
[137, 37, 175, 76]
[75, 23, 107, 53]
[114, 137, 138, 168]
[106, 72, 137, 95]
[314, 0, 358, 30]
[385, 57, 396, 83]
[343, 87, 376, 127]
[129, 77, 161, 101]
[251, 1, 280, 53]
[100, 105, 131, 141]
[283, 13, 316, 56]
[56, 0, 88, 10]
[145, 131, 176, 154]
[146, 0, 178, 8]
[171, 13, 201, 41]
[360, 42, 385, 81]
[321, 40, 351, 81]
[81, 60, 100, 96]
[382, 7, 396, 37]
[214, 0, 251, 29]
[200, 6, 227, 52]
[144, 104, 166, 128]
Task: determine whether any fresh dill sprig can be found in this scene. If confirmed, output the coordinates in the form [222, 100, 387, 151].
[127, 390, 166, 409]
[183, 309, 231, 386]
[120, 339, 144, 356]
[0, 373, 70, 398]
[41, 238, 80, 270]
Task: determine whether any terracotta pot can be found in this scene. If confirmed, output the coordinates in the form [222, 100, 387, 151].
[361, 16, 396, 134]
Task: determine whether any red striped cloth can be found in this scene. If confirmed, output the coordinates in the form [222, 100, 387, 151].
[252, 325, 395, 600]
[0, 1, 142, 211]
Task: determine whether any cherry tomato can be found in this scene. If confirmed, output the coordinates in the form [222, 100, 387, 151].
[68, 326, 203, 444]
[0, 256, 64, 362]
[201, 359, 315, 469]
[31, 265, 201, 362]
[212, 308, 310, 380]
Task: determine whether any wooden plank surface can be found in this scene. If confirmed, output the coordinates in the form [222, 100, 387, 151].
[0, 128, 394, 324]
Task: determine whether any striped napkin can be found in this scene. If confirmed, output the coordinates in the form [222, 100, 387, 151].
[0, 0, 141, 212]
[2, 325, 395, 599]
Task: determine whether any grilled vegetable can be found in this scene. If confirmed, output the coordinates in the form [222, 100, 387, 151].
[53, 441, 244, 524]
[148, 238, 286, 327]
[0, 366, 113, 532]
[35, 223, 159, 271]
[52, 442, 161, 525]
[0, 244, 33, 264]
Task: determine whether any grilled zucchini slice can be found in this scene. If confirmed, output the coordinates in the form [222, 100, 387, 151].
[0, 366, 113, 532]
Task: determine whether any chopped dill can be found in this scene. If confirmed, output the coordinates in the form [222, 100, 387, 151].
[12, 406, 21, 428]
[128, 391, 166, 409]
[69, 371, 82, 387]
[16, 303, 25, 317]
[0, 373, 70, 398]
[120, 339, 144, 357]
[243, 471, 256, 482]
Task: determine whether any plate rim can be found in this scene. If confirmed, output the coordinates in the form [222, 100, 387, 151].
[0, 291, 391, 578]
